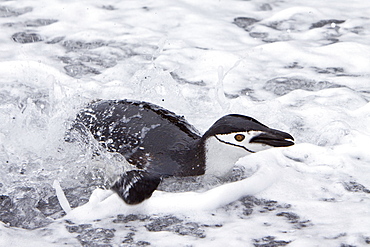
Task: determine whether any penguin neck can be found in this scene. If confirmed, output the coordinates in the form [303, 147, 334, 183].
[202, 136, 248, 177]
[172, 138, 206, 177]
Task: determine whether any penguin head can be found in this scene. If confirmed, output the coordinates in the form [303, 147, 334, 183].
[202, 114, 294, 177]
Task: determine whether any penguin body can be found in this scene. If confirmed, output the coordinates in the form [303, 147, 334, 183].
[73, 99, 294, 204]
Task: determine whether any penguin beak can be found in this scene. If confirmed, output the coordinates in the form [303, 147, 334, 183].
[250, 129, 294, 147]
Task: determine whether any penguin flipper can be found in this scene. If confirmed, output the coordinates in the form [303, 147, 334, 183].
[111, 170, 161, 205]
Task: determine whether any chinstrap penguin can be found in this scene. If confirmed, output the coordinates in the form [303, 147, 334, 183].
[73, 100, 294, 204]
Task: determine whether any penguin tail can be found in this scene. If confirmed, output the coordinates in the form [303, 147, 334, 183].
[111, 170, 161, 205]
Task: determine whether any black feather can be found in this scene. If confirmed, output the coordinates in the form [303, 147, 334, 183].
[111, 170, 161, 205]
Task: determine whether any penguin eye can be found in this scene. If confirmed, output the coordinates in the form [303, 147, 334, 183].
[234, 134, 245, 142]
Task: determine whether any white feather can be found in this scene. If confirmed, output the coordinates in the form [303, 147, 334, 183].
[204, 136, 247, 177]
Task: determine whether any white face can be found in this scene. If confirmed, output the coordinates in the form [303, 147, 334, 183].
[215, 131, 272, 153]
[204, 131, 273, 177]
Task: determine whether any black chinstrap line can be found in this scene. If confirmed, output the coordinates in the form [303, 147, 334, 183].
[214, 135, 255, 153]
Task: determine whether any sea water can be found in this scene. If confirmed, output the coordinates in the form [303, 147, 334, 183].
[0, 0, 370, 246]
